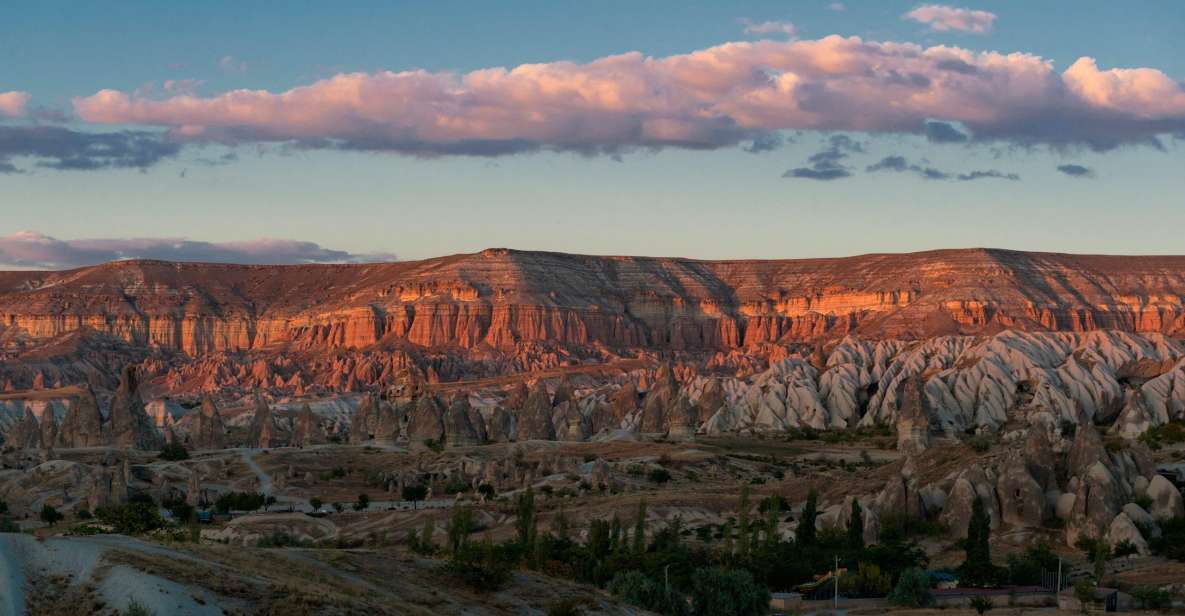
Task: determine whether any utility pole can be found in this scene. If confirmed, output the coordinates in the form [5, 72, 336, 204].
[1056, 557, 1063, 592]
[833, 555, 840, 608]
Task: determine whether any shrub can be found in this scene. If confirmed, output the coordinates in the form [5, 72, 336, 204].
[125, 599, 155, 616]
[970, 596, 994, 615]
[840, 563, 892, 598]
[256, 531, 310, 548]
[77, 508, 93, 520]
[95, 501, 164, 535]
[401, 484, 429, 509]
[158, 442, 189, 461]
[353, 493, 370, 511]
[1112, 539, 1139, 558]
[1130, 586, 1173, 610]
[214, 491, 266, 513]
[609, 570, 688, 616]
[888, 567, 932, 607]
[1150, 516, 1185, 561]
[689, 567, 769, 616]
[648, 468, 672, 484]
[966, 436, 992, 453]
[40, 504, 64, 525]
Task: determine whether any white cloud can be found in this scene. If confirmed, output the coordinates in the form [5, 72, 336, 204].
[740, 19, 798, 37]
[904, 4, 997, 34]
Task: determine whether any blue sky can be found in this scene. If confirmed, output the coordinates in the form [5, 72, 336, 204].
[1, 1, 1183, 266]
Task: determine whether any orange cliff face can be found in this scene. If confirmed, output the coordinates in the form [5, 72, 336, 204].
[3, 248, 1185, 358]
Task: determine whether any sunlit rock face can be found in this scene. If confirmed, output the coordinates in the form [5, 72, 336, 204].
[5, 248, 1185, 360]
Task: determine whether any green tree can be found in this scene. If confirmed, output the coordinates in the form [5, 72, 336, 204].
[970, 596, 994, 615]
[633, 497, 648, 555]
[737, 486, 751, 557]
[401, 484, 428, 510]
[309, 497, 323, 511]
[959, 495, 997, 586]
[517, 486, 538, 560]
[847, 499, 865, 552]
[798, 488, 818, 546]
[353, 493, 370, 511]
[447, 505, 475, 554]
[689, 567, 770, 616]
[888, 567, 932, 607]
[40, 504, 64, 525]
[158, 442, 189, 461]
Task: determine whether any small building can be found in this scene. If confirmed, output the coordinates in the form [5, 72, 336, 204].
[770, 592, 802, 611]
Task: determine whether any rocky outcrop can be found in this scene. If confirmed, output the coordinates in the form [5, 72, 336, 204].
[9, 249, 1185, 360]
[1145, 474, 1185, 519]
[894, 377, 930, 454]
[291, 404, 327, 447]
[997, 453, 1048, 528]
[516, 383, 555, 441]
[108, 366, 163, 450]
[1106, 512, 1150, 556]
[3, 408, 42, 451]
[1066, 462, 1123, 546]
[443, 396, 481, 447]
[58, 386, 106, 448]
[189, 396, 226, 450]
[246, 395, 282, 449]
[350, 394, 382, 444]
[486, 406, 513, 442]
[406, 395, 445, 447]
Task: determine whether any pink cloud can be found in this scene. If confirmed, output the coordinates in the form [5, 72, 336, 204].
[904, 5, 996, 34]
[72, 36, 1185, 154]
[0, 91, 31, 117]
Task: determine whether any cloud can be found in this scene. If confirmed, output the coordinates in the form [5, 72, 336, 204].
[0, 91, 31, 117]
[219, 55, 248, 75]
[1056, 163, 1095, 178]
[865, 154, 1019, 181]
[0, 231, 396, 270]
[783, 134, 862, 180]
[744, 132, 785, 153]
[0, 125, 180, 172]
[740, 19, 797, 37]
[923, 120, 969, 143]
[827, 3, 846, 12]
[70, 35, 1185, 157]
[904, 4, 996, 34]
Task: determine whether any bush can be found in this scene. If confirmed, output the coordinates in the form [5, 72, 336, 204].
[214, 491, 266, 513]
[1112, 539, 1139, 558]
[1130, 586, 1173, 610]
[888, 567, 932, 607]
[40, 504, 64, 525]
[125, 599, 155, 616]
[96, 501, 164, 535]
[609, 570, 688, 616]
[840, 563, 892, 598]
[966, 436, 992, 453]
[353, 493, 370, 511]
[256, 531, 310, 548]
[970, 595, 994, 615]
[1150, 516, 1185, 561]
[77, 508, 93, 520]
[158, 442, 189, 461]
[648, 468, 673, 484]
[1139, 422, 1185, 450]
[688, 568, 769, 616]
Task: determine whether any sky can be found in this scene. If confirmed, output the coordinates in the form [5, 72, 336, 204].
[1, 1, 1183, 268]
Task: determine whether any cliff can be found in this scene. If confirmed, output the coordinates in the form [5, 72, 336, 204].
[2, 247, 1185, 358]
